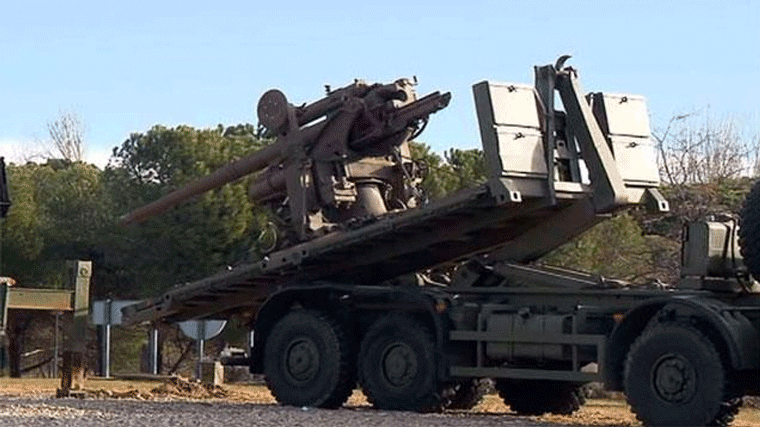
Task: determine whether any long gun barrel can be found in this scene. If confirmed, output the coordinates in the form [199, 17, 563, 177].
[119, 142, 283, 226]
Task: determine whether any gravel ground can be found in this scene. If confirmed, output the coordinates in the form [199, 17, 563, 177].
[0, 396, 571, 427]
[1, 379, 758, 427]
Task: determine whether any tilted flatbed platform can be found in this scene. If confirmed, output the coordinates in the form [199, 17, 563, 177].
[125, 182, 600, 323]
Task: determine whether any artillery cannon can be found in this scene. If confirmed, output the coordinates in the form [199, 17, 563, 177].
[120, 79, 450, 244]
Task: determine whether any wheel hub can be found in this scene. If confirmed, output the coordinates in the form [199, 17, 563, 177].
[382, 343, 417, 388]
[284, 338, 320, 383]
[651, 353, 697, 404]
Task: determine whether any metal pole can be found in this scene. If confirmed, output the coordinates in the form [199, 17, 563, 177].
[53, 312, 60, 378]
[150, 327, 159, 375]
[248, 329, 255, 356]
[102, 299, 111, 378]
[196, 339, 204, 380]
[196, 321, 206, 380]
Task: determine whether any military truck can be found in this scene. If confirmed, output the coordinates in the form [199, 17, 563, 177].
[121, 58, 760, 427]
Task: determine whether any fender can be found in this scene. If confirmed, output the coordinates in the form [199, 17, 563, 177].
[604, 295, 759, 390]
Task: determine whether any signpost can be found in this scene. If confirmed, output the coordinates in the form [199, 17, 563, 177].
[91, 299, 138, 378]
[178, 319, 227, 380]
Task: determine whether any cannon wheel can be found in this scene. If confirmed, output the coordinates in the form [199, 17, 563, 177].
[358, 314, 444, 412]
[624, 322, 740, 427]
[496, 379, 585, 415]
[263, 309, 354, 408]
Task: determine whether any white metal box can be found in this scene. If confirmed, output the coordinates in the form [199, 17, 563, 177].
[590, 92, 651, 138]
[473, 81, 548, 182]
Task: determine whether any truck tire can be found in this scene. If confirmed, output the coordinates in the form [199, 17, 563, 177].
[263, 309, 354, 408]
[740, 180, 760, 280]
[445, 378, 492, 410]
[495, 379, 585, 415]
[624, 322, 736, 427]
[358, 314, 443, 412]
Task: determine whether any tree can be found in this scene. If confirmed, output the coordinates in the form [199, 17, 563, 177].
[444, 148, 486, 190]
[0, 160, 112, 287]
[409, 143, 486, 201]
[643, 112, 759, 241]
[655, 111, 758, 187]
[542, 214, 679, 283]
[46, 109, 86, 162]
[653, 110, 758, 223]
[100, 124, 267, 298]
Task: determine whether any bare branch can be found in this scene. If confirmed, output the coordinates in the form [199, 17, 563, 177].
[47, 109, 86, 162]
[655, 109, 757, 187]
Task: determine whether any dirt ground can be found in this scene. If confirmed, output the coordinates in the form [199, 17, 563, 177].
[0, 377, 757, 427]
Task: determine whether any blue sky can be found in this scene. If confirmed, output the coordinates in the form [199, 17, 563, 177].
[1, 0, 758, 167]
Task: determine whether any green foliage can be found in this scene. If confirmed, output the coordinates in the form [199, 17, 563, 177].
[1, 160, 112, 287]
[542, 213, 679, 283]
[2, 163, 46, 263]
[101, 124, 267, 298]
[409, 142, 486, 200]
[444, 148, 486, 189]
[0, 123, 269, 298]
[109, 325, 149, 375]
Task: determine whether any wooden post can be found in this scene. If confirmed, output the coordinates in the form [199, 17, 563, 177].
[57, 260, 91, 398]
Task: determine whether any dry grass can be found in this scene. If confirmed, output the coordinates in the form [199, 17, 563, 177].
[0, 378, 757, 426]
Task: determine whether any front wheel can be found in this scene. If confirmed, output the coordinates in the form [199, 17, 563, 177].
[263, 310, 354, 408]
[624, 322, 735, 426]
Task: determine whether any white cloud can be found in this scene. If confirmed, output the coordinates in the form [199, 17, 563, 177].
[86, 145, 113, 169]
[0, 139, 112, 169]
[0, 139, 46, 164]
